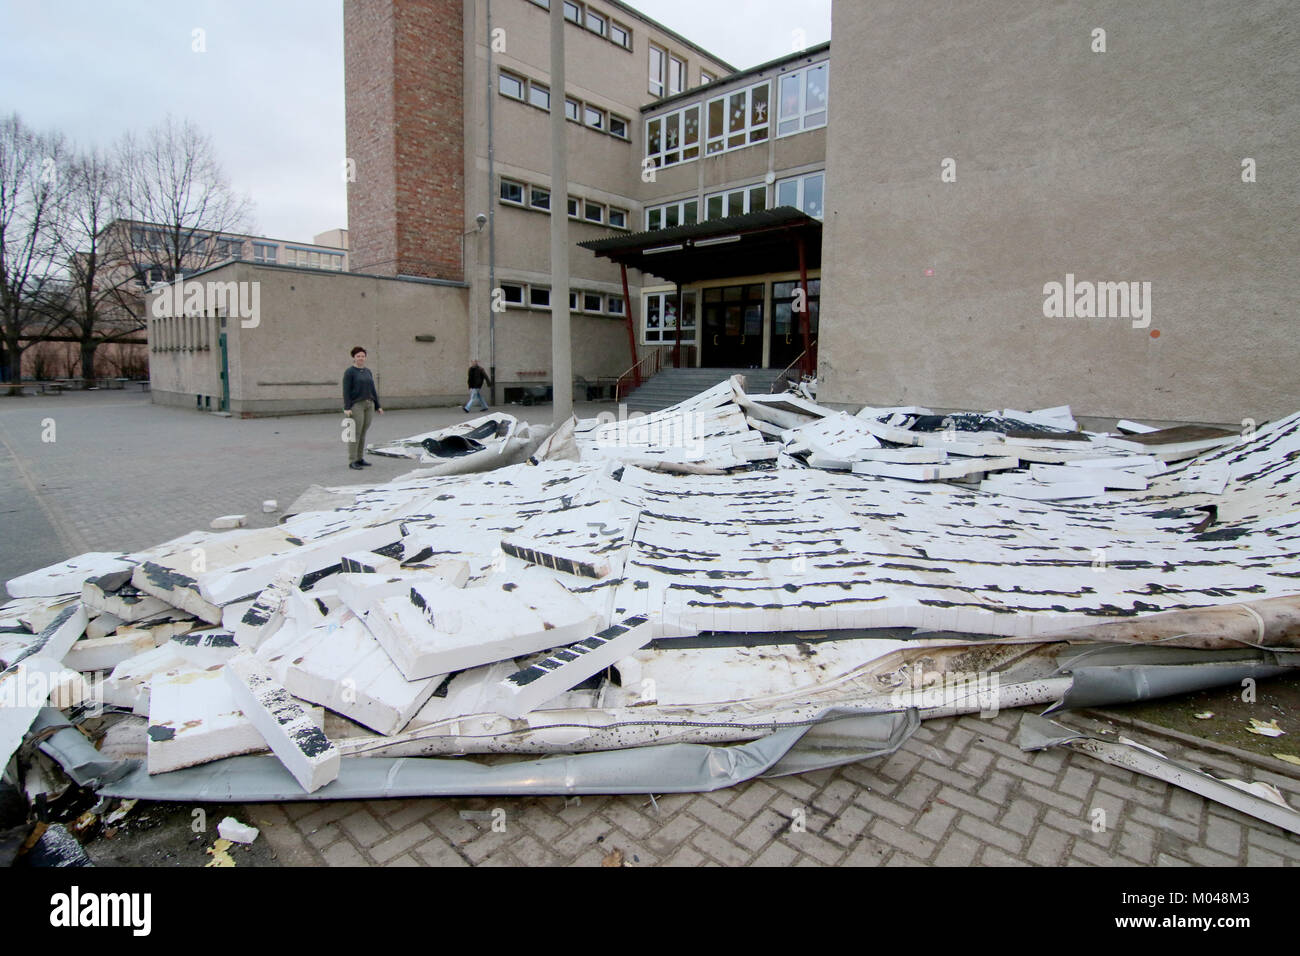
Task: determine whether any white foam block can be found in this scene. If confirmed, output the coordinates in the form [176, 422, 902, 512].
[340, 551, 401, 575]
[1, 656, 85, 768]
[6, 553, 133, 599]
[851, 456, 1020, 481]
[489, 614, 656, 718]
[362, 578, 602, 681]
[8, 603, 89, 669]
[210, 515, 248, 529]
[147, 668, 270, 774]
[224, 654, 340, 793]
[64, 629, 161, 673]
[231, 564, 305, 650]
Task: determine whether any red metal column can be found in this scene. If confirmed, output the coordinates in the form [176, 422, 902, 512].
[620, 263, 640, 389]
[797, 235, 813, 377]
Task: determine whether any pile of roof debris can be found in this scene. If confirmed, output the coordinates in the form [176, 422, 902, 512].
[3, 375, 1298, 848]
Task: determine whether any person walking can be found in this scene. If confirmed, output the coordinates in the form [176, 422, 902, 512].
[343, 346, 383, 469]
[464, 359, 492, 413]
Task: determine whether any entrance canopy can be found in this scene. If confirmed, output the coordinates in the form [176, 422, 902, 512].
[578, 206, 822, 284]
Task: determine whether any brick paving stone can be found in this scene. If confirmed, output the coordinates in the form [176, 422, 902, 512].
[510, 834, 563, 867]
[912, 802, 957, 842]
[369, 822, 433, 864]
[1166, 788, 1206, 825]
[841, 837, 890, 867]
[1026, 825, 1071, 866]
[1096, 774, 1164, 809]
[599, 800, 659, 839]
[728, 780, 778, 819]
[976, 770, 1015, 805]
[871, 819, 936, 861]
[689, 799, 748, 837]
[384, 854, 421, 867]
[551, 815, 611, 858]
[812, 777, 858, 817]
[753, 840, 802, 867]
[734, 807, 787, 852]
[305, 824, 341, 850]
[885, 852, 927, 866]
[934, 828, 982, 867]
[892, 773, 940, 810]
[1058, 766, 1096, 799]
[877, 748, 922, 782]
[645, 812, 702, 856]
[663, 844, 706, 867]
[1245, 846, 1284, 866]
[934, 785, 1001, 823]
[1244, 828, 1300, 859]
[692, 826, 757, 866]
[1203, 816, 1243, 857]
[854, 788, 917, 827]
[955, 814, 1023, 854]
[1115, 823, 1156, 865]
[339, 808, 388, 848]
[999, 798, 1040, 836]
[981, 846, 1029, 866]
[1018, 781, 1085, 815]
[787, 828, 848, 865]
[1130, 805, 1200, 842]
[321, 839, 369, 867]
[823, 804, 873, 847]
[992, 756, 1060, 789]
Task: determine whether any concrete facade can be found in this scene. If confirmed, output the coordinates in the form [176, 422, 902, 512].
[818, 0, 1300, 424]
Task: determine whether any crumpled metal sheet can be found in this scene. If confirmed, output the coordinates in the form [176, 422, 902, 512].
[91, 709, 917, 801]
[29, 709, 139, 789]
[1051, 658, 1295, 711]
[1018, 713, 1300, 835]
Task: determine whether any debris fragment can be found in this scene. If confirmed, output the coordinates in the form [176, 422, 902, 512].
[1247, 718, 1285, 737]
[210, 515, 248, 530]
[217, 817, 260, 844]
[1194, 711, 1214, 719]
[205, 837, 236, 867]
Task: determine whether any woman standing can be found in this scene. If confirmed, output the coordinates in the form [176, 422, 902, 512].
[342, 346, 383, 469]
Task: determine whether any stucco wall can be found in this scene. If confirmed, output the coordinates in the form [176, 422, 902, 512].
[149, 263, 469, 416]
[819, 0, 1299, 424]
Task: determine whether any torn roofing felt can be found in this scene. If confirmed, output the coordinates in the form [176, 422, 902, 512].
[3, 376, 1300, 798]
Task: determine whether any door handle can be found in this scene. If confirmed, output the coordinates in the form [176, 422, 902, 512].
[713, 334, 718, 346]
[740, 335, 746, 345]
[785, 334, 791, 345]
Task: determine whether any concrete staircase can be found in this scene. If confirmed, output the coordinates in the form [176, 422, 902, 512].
[621, 367, 786, 412]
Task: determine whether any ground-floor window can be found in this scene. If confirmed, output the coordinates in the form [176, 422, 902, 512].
[643, 291, 697, 345]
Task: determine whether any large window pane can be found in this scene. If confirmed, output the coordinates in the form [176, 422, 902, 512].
[529, 83, 550, 110]
[499, 72, 524, 99]
[777, 180, 798, 207]
[804, 174, 824, 218]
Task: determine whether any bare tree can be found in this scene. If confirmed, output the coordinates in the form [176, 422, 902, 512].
[115, 115, 252, 286]
[56, 148, 146, 381]
[0, 114, 70, 389]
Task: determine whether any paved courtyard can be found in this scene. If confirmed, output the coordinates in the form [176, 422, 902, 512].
[2, 391, 1298, 866]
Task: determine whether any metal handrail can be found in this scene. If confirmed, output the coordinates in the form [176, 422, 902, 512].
[614, 348, 663, 401]
[770, 342, 816, 393]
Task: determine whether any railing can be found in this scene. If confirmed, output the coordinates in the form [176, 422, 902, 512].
[770, 341, 816, 393]
[614, 348, 663, 402]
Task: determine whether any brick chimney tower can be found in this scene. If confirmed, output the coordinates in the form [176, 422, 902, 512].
[344, 0, 465, 280]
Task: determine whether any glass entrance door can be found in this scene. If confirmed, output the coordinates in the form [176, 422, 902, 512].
[701, 284, 765, 368]
[770, 279, 819, 370]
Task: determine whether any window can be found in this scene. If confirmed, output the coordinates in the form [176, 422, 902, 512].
[607, 295, 625, 315]
[648, 44, 665, 97]
[584, 105, 605, 130]
[252, 242, 277, 264]
[775, 171, 825, 219]
[583, 292, 603, 313]
[501, 283, 525, 306]
[565, 98, 580, 122]
[584, 201, 604, 223]
[500, 178, 525, 205]
[705, 183, 767, 220]
[777, 61, 829, 136]
[530, 287, 551, 308]
[529, 186, 551, 210]
[498, 71, 525, 100]
[586, 10, 605, 35]
[643, 291, 697, 344]
[563, 1, 580, 23]
[645, 199, 697, 230]
[608, 207, 628, 229]
[609, 114, 629, 139]
[705, 80, 769, 154]
[610, 22, 630, 49]
[645, 103, 700, 168]
[700, 70, 715, 85]
[567, 197, 580, 218]
[529, 82, 550, 111]
[669, 56, 686, 95]
[308, 251, 320, 268]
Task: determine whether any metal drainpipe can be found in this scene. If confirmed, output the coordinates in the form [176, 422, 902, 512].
[486, 0, 498, 405]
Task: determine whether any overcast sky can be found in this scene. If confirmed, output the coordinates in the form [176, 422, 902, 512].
[0, 0, 830, 242]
